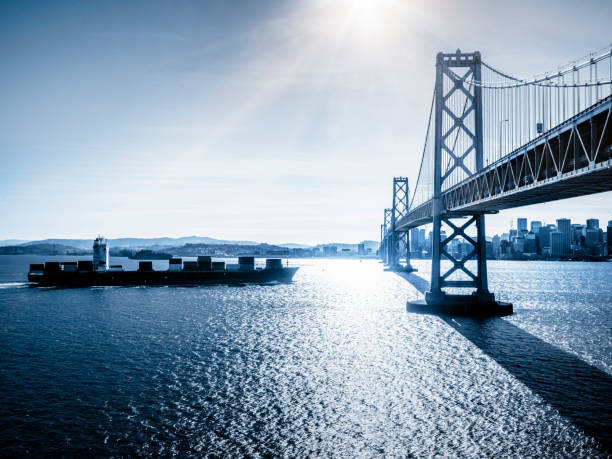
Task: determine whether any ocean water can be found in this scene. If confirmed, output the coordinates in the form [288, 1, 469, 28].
[1, 256, 611, 457]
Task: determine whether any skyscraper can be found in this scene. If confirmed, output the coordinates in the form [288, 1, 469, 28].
[492, 235, 501, 259]
[586, 219, 599, 230]
[517, 218, 528, 232]
[537, 226, 553, 254]
[585, 229, 599, 248]
[556, 218, 571, 255]
[524, 233, 537, 254]
[530, 221, 542, 233]
[410, 228, 419, 252]
[550, 231, 563, 257]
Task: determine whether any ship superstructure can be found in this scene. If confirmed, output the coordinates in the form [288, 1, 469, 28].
[92, 236, 109, 272]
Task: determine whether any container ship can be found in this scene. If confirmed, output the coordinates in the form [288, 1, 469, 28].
[28, 237, 298, 287]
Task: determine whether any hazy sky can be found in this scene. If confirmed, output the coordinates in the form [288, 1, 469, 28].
[1, 0, 610, 244]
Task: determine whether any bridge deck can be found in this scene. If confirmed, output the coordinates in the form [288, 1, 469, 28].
[397, 96, 612, 231]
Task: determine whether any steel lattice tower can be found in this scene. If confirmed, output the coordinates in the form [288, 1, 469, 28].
[426, 50, 495, 306]
[389, 177, 413, 269]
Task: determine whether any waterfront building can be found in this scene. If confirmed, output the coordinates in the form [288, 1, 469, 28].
[572, 224, 585, 244]
[524, 233, 537, 254]
[517, 218, 528, 232]
[550, 231, 563, 257]
[499, 239, 509, 258]
[584, 229, 599, 248]
[492, 235, 501, 259]
[537, 226, 552, 255]
[514, 234, 525, 253]
[556, 218, 571, 255]
[323, 246, 338, 256]
[608, 221, 612, 257]
[411, 228, 419, 252]
[418, 229, 426, 251]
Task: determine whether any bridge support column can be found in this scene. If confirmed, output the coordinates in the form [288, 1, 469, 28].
[387, 177, 416, 272]
[407, 50, 511, 316]
[418, 212, 509, 315]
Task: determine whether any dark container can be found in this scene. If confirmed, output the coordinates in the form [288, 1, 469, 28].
[197, 256, 212, 270]
[265, 259, 283, 270]
[183, 261, 199, 271]
[212, 261, 225, 271]
[238, 256, 255, 271]
[61, 261, 77, 266]
[139, 261, 153, 271]
[169, 258, 182, 265]
[44, 262, 61, 272]
[29, 263, 44, 272]
[78, 260, 93, 271]
[198, 261, 212, 271]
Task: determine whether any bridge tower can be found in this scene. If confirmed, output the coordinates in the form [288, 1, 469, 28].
[423, 50, 509, 313]
[388, 177, 415, 271]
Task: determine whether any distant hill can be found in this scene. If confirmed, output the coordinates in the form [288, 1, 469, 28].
[0, 243, 88, 255]
[2, 236, 378, 255]
[0, 239, 31, 247]
[19, 236, 259, 251]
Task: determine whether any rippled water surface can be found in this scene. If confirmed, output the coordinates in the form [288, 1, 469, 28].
[1, 256, 611, 457]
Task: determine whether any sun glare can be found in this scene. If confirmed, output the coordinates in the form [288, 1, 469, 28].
[346, 0, 384, 39]
[316, 0, 407, 52]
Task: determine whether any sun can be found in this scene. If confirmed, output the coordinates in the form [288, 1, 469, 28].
[346, 0, 384, 39]
[317, 0, 405, 50]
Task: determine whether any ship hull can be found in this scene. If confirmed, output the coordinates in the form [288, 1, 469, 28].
[28, 267, 299, 287]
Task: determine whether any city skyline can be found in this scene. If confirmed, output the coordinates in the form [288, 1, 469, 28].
[409, 215, 611, 261]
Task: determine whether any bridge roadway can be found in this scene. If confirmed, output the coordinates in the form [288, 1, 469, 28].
[396, 95, 612, 231]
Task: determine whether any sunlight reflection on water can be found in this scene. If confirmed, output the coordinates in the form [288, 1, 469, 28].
[0, 257, 610, 457]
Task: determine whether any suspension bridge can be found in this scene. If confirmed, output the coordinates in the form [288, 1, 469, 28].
[380, 46, 612, 316]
